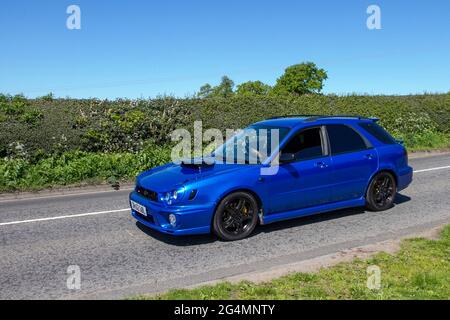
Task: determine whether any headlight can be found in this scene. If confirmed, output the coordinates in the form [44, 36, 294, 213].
[160, 187, 185, 205]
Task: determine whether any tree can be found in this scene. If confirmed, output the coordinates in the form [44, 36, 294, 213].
[197, 76, 235, 98]
[236, 81, 272, 96]
[213, 76, 235, 97]
[197, 84, 213, 98]
[273, 62, 328, 95]
[40, 92, 54, 102]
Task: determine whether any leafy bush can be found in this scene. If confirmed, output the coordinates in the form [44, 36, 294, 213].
[0, 93, 449, 190]
[1, 94, 450, 160]
[0, 143, 171, 191]
[39, 92, 54, 102]
[0, 97, 193, 160]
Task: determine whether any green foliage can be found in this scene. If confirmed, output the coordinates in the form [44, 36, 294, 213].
[12, 94, 27, 105]
[197, 84, 213, 98]
[82, 129, 110, 152]
[273, 62, 328, 95]
[0, 94, 44, 129]
[197, 76, 235, 98]
[135, 225, 450, 300]
[19, 108, 44, 125]
[0, 99, 26, 115]
[197, 62, 328, 97]
[236, 81, 272, 96]
[0, 93, 449, 190]
[39, 92, 54, 102]
[0, 94, 10, 104]
[400, 131, 449, 151]
[214, 76, 235, 97]
[0, 144, 172, 191]
[1, 94, 449, 161]
[0, 97, 193, 160]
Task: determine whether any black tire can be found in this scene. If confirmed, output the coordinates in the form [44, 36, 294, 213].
[366, 172, 397, 211]
[212, 192, 259, 241]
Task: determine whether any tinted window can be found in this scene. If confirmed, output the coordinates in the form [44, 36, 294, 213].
[358, 122, 396, 144]
[327, 125, 368, 154]
[282, 127, 323, 160]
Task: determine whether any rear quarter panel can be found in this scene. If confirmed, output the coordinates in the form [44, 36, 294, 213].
[373, 144, 412, 190]
[351, 120, 412, 192]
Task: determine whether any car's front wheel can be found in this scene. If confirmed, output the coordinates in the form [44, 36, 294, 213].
[212, 192, 259, 241]
[366, 172, 397, 211]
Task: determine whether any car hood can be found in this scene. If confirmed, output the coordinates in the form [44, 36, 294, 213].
[137, 161, 247, 191]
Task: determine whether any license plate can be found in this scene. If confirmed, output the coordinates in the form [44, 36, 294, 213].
[131, 200, 147, 216]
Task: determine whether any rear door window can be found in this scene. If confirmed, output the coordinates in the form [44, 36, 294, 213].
[326, 124, 368, 155]
[358, 122, 397, 144]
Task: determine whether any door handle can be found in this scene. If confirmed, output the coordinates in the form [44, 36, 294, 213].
[315, 161, 328, 168]
[365, 154, 374, 160]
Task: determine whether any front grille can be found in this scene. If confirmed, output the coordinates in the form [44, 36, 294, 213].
[136, 186, 158, 202]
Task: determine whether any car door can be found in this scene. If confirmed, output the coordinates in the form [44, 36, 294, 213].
[325, 124, 379, 202]
[266, 126, 334, 214]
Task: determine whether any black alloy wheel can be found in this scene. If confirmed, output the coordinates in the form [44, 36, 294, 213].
[213, 192, 259, 241]
[366, 172, 397, 211]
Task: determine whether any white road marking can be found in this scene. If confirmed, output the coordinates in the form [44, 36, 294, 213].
[0, 187, 134, 204]
[0, 164, 449, 227]
[413, 165, 450, 173]
[1, 164, 449, 204]
[0, 208, 130, 227]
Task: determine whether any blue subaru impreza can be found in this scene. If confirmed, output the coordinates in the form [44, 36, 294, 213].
[130, 115, 413, 241]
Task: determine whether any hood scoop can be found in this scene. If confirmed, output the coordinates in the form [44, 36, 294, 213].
[180, 158, 215, 169]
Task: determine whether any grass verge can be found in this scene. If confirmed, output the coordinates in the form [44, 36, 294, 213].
[134, 225, 450, 300]
[0, 145, 171, 192]
[401, 132, 450, 152]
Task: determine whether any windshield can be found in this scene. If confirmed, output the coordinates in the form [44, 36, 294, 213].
[213, 124, 290, 164]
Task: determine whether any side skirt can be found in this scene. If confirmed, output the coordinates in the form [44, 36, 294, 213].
[262, 198, 366, 225]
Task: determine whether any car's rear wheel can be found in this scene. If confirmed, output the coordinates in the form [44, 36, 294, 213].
[213, 192, 259, 241]
[366, 172, 397, 211]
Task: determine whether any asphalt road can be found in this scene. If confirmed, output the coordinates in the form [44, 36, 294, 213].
[0, 154, 449, 299]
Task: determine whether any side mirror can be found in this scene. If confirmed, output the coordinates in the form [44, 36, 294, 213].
[279, 153, 295, 163]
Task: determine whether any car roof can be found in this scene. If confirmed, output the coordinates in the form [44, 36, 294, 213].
[254, 115, 378, 129]
[254, 117, 309, 128]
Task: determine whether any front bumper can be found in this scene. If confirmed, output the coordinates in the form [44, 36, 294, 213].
[129, 191, 214, 236]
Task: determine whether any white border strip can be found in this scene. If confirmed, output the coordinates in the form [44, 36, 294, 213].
[0, 165, 449, 227]
[0, 208, 129, 227]
[414, 165, 450, 173]
[1, 165, 449, 204]
[0, 187, 134, 204]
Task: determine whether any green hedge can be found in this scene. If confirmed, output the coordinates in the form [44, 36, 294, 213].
[0, 95, 193, 160]
[1, 93, 449, 191]
[1, 93, 450, 161]
[0, 94, 450, 159]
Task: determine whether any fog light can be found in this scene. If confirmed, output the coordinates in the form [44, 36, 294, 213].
[169, 214, 177, 227]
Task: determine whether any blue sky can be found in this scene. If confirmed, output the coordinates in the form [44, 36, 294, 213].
[1, 0, 449, 98]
